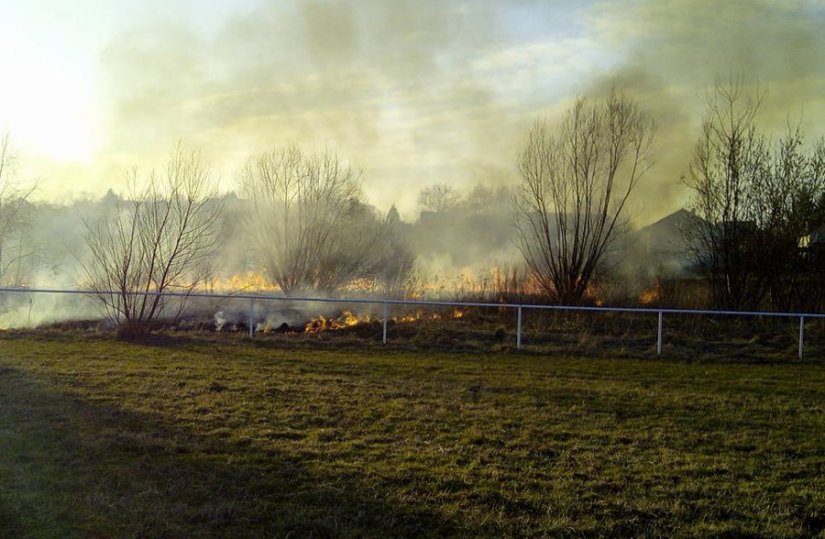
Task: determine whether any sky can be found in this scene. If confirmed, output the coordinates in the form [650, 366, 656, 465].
[3, 0, 825, 222]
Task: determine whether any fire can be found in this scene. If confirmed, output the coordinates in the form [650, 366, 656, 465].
[205, 272, 389, 295]
[304, 310, 362, 333]
[584, 283, 605, 307]
[392, 307, 466, 323]
[638, 280, 661, 305]
[391, 310, 423, 324]
[206, 271, 279, 293]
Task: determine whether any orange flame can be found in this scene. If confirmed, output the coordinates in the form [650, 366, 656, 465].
[392, 307, 466, 323]
[205, 271, 279, 293]
[583, 283, 605, 307]
[304, 310, 363, 333]
[638, 280, 661, 305]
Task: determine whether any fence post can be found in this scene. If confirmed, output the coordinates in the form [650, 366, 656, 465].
[382, 302, 389, 345]
[248, 298, 255, 339]
[657, 310, 663, 356]
[799, 315, 805, 360]
[516, 305, 522, 350]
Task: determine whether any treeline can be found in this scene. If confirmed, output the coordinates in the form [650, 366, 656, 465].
[80, 146, 418, 336]
[685, 83, 825, 312]
[0, 77, 823, 336]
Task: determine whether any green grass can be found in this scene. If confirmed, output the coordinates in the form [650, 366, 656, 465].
[0, 333, 824, 537]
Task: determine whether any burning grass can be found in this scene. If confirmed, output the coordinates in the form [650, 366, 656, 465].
[30, 300, 825, 361]
[0, 334, 823, 536]
[190, 301, 825, 361]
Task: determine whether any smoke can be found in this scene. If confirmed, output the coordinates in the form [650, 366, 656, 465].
[93, 0, 825, 224]
[2, 0, 823, 320]
[96, 1, 591, 218]
[586, 0, 825, 220]
[0, 291, 101, 329]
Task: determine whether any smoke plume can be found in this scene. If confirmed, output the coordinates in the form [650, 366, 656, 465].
[587, 0, 825, 218]
[2, 0, 824, 327]
[92, 0, 825, 222]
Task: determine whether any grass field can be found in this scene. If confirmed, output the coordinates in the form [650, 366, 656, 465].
[0, 333, 823, 537]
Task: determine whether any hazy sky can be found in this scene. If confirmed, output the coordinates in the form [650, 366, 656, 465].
[4, 0, 825, 221]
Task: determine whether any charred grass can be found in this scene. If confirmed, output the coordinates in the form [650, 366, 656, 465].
[34, 299, 825, 361]
[0, 333, 824, 537]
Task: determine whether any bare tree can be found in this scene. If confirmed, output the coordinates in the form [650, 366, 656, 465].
[80, 146, 224, 337]
[765, 134, 825, 311]
[685, 76, 825, 310]
[515, 90, 655, 304]
[241, 146, 413, 294]
[418, 183, 461, 213]
[0, 133, 36, 284]
[461, 184, 515, 215]
[683, 77, 770, 310]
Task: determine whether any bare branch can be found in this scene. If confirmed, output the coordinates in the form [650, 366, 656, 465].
[79, 145, 224, 337]
[515, 90, 655, 304]
[241, 146, 414, 296]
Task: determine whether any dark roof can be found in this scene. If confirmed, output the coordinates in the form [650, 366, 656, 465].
[638, 209, 705, 236]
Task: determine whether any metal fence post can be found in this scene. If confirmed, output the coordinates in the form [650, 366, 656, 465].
[657, 310, 663, 356]
[382, 302, 389, 345]
[248, 298, 255, 339]
[516, 305, 522, 350]
[799, 315, 805, 360]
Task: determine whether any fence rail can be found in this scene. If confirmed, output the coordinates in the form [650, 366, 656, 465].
[1, 287, 823, 358]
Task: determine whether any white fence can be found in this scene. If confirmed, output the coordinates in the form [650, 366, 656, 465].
[0, 287, 823, 359]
